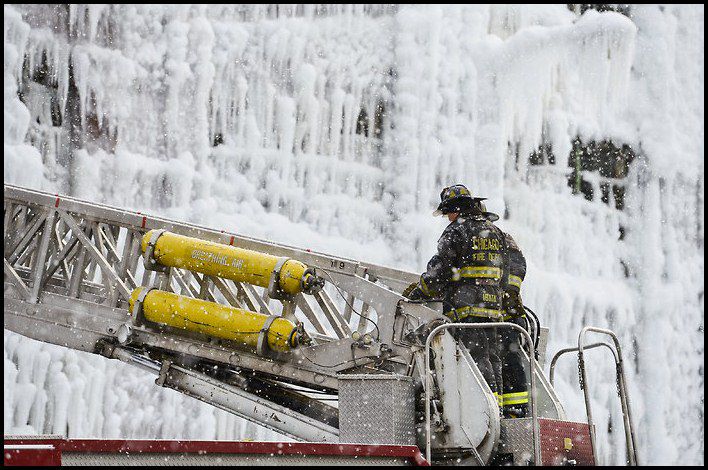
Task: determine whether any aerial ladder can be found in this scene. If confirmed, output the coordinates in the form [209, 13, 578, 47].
[3, 183, 638, 466]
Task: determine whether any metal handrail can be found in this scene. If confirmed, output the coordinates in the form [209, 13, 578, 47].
[549, 341, 617, 386]
[577, 327, 639, 466]
[424, 322, 539, 465]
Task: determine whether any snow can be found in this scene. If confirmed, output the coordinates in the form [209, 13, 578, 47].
[3, 4, 704, 465]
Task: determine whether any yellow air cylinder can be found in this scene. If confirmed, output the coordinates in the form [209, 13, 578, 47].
[141, 230, 323, 296]
[129, 287, 304, 353]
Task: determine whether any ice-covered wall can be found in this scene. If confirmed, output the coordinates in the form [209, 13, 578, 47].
[4, 4, 703, 465]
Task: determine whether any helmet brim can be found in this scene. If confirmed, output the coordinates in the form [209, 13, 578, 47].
[483, 211, 500, 222]
[435, 197, 476, 216]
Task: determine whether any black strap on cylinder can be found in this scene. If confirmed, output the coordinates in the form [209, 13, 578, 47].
[267, 257, 290, 300]
[131, 286, 155, 327]
[257, 315, 280, 356]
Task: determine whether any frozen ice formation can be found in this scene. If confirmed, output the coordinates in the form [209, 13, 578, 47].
[4, 4, 703, 465]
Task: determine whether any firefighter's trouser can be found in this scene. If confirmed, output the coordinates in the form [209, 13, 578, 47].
[499, 317, 529, 417]
[455, 318, 503, 404]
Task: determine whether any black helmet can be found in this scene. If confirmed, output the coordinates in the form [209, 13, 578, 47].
[433, 184, 475, 216]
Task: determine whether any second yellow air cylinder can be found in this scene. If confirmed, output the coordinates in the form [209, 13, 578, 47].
[129, 287, 303, 352]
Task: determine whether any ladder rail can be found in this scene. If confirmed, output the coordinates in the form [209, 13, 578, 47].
[577, 327, 639, 466]
[4, 183, 417, 288]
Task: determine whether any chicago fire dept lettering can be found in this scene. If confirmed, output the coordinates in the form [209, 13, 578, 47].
[471, 237, 500, 251]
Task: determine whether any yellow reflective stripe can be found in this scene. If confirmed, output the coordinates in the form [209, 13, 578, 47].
[508, 274, 523, 289]
[459, 266, 502, 279]
[503, 391, 529, 398]
[419, 276, 433, 296]
[501, 313, 522, 321]
[502, 391, 529, 405]
[492, 392, 503, 407]
[454, 306, 503, 320]
[504, 398, 529, 405]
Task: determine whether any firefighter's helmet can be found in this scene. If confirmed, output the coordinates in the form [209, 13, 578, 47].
[433, 184, 476, 216]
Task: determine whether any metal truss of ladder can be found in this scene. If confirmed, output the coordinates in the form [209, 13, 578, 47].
[4, 183, 442, 442]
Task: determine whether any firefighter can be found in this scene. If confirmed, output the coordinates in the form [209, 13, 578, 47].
[405, 184, 505, 404]
[477, 200, 530, 418]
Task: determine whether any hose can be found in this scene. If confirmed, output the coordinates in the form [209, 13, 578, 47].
[523, 305, 541, 360]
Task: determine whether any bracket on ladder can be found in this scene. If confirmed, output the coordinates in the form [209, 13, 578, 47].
[116, 286, 154, 345]
[143, 229, 169, 273]
[257, 315, 280, 357]
[267, 257, 292, 301]
[131, 286, 154, 327]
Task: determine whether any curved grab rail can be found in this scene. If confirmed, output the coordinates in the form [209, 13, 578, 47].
[549, 341, 617, 386]
[577, 327, 638, 466]
[424, 322, 539, 465]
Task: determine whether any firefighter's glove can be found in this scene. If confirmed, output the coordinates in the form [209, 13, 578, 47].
[406, 286, 428, 301]
[402, 282, 419, 298]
